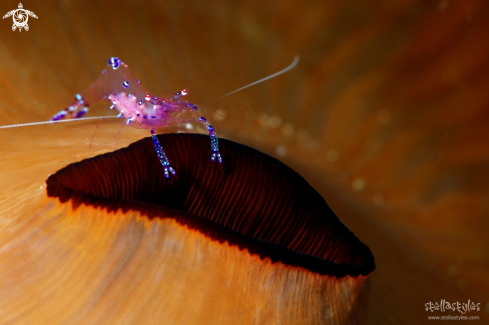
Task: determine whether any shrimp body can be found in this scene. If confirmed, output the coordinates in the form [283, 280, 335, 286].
[51, 57, 222, 179]
[0, 55, 298, 179]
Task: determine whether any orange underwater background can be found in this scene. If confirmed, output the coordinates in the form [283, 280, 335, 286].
[0, 1, 488, 324]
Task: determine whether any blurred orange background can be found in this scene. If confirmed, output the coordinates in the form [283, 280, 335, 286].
[0, 1, 488, 324]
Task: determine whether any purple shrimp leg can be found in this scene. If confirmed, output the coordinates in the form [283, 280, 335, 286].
[150, 129, 176, 179]
[170, 91, 222, 166]
[198, 117, 222, 165]
[51, 94, 89, 121]
[176, 111, 223, 166]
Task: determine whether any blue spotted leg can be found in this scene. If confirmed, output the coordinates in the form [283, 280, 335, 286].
[177, 115, 223, 166]
[198, 117, 222, 166]
[150, 129, 176, 179]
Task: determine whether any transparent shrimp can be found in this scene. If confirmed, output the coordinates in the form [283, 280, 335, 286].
[2, 56, 300, 179]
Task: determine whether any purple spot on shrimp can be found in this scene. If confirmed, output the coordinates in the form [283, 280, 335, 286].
[102, 70, 107, 74]
[122, 81, 129, 88]
[109, 57, 121, 69]
[136, 79, 141, 84]
[50, 110, 67, 121]
[74, 107, 88, 118]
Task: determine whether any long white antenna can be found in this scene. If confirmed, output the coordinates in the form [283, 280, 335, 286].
[202, 55, 300, 105]
[0, 115, 119, 129]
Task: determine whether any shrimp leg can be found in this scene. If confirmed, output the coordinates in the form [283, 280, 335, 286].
[151, 129, 177, 179]
[171, 116, 222, 166]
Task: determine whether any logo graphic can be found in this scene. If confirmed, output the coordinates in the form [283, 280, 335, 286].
[3, 3, 37, 32]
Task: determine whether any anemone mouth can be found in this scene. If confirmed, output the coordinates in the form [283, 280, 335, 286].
[46, 133, 374, 278]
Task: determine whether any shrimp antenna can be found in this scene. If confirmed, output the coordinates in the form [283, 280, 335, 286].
[202, 55, 300, 105]
[0, 115, 119, 129]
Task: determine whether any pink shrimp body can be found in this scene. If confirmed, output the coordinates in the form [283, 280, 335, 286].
[46, 55, 299, 179]
[51, 57, 222, 179]
[0, 55, 298, 179]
